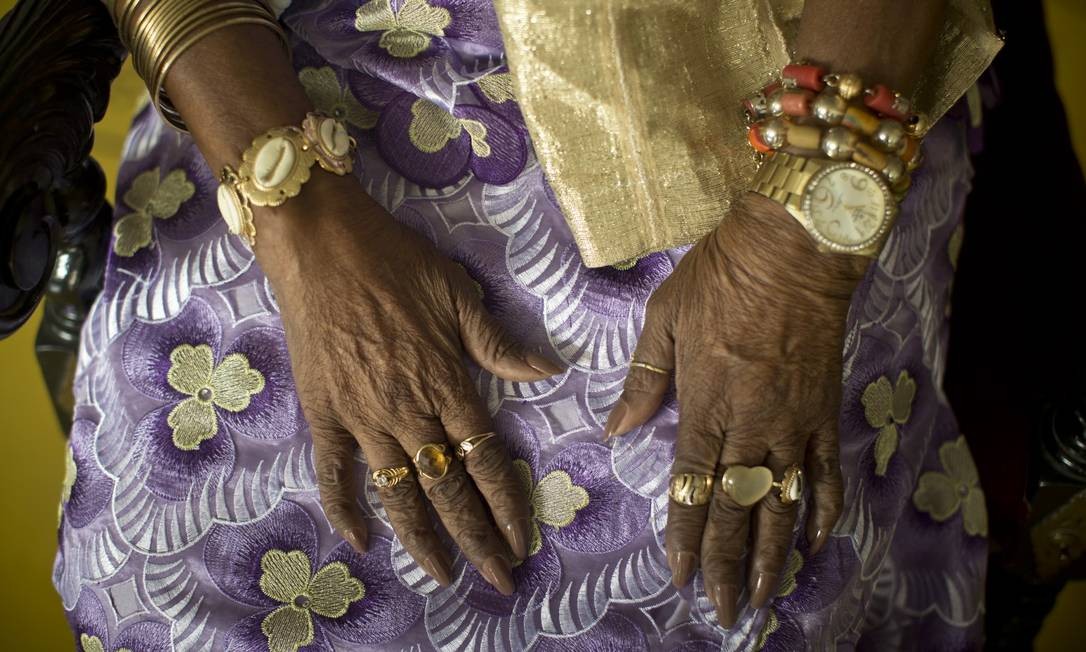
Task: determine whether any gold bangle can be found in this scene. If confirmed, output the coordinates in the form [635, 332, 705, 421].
[629, 360, 670, 375]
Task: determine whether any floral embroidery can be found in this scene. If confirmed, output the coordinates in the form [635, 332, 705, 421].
[913, 436, 988, 537]
[298, 67, 378, 129]
[355, 0, 451, 58]
[476, 72, 515, 105]
[112, 167, 195, 257]
[514, 459, 589, 556]
[78, 633, 131, 652]
[775, 549, 804, 598]
[408, 99, 491, 157]
[755, 610, 780, 650]
[861, 370, 916, 476]
[258, 549, 365, 652]
[165, 343, 265, 450]
[61, 446, 77, 504]
[948, 223, 964, 270]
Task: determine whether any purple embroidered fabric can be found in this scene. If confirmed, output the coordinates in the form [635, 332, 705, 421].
[55, 1, 988, 649]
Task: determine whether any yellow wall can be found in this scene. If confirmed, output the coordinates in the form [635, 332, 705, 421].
[0, 0, 1082, 648]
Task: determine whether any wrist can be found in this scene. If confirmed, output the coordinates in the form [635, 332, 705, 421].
[720, 193, 870, 296]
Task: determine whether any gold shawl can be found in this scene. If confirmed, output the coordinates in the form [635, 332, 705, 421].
[494, 0, 1002, 267]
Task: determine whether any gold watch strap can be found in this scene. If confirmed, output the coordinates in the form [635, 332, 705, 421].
[751, 152, 827, 215]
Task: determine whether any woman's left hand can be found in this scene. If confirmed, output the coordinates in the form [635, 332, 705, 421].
[605, 192, 869, 626]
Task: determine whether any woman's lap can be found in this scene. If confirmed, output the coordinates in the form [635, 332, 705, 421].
[54, 3, 987, 649]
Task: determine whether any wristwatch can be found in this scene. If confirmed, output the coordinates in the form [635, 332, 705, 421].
[751, 152, 897, 257]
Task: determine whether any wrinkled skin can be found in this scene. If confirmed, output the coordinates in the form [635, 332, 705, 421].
[606, 192, 869, 626]
[255, 173, 565, 596]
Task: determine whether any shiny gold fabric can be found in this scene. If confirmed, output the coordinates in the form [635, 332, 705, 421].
[494, 0, 1002, 268]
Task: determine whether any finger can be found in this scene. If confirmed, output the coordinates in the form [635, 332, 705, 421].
[403, 421, 517, 596]
[805, 425, 843, 556]
[605, 290, 676, 439]
[665, 410, 726, 591]
[747, 440, 806, 610]
[312, 423, 368, 554]
[438, 370, 532, 561]
[453, 274, 564, 381]
[701, 439, 768, 628]
[357, 431, 454, 587]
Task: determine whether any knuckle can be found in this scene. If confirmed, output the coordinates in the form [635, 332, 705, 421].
[377, 477, 421, 510]
[464, 442, 510, 479]
[423, 468, 474, 506]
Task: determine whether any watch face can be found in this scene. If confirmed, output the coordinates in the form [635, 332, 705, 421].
[804, 164, 892, 250]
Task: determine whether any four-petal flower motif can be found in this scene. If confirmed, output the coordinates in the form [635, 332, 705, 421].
[513, 459, 590, 557]
[861, 370, 916, 476]
[258, 549, 365, 652]
[206, 499, 424, 650]
[913, 436, 988, 537]
[165, 343, 265, 450]
[355, 0, 451, 58]
[112, 167, 195, 257]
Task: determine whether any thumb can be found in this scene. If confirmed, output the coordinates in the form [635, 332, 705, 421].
[453, 280, 565, 382]
[605, 289, 676, 439]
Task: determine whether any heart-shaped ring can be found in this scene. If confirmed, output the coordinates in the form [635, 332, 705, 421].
[720, 465, 775, 507]
[413, 443, 451, 480]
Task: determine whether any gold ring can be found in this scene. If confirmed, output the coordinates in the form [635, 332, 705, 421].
[772, 464, 805, 505]
[455, 432, 498, 460]
[371, 466, 410, 489]
[668, 473, 714, 506]
[630, 360, 670, 375]
[413, 443, 452, 480]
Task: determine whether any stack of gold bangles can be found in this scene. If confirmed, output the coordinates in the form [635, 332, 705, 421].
[669, 464, 805, 507]
[110, 0, 288, 131]
[371, 433, 499, 489]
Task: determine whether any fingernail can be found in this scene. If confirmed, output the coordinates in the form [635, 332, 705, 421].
[421, 551, 453, 587]
[808, 527, 829, 557]
[750, 571, 778, 609]
[603, 399, 629, 440]
[524, 352, 564, 376]
[344, 528, 367, 554]
[482, 555, 516, 596]
[668, 551, 697, 588]
[503, 518, 531, 561]
[712, 584, 739, 628]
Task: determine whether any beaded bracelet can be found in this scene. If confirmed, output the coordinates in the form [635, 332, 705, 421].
[217, 113, 356, 247]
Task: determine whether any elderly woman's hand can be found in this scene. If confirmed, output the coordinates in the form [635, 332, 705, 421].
[253, 173, 564, 595]
[606, 192, 868, 625]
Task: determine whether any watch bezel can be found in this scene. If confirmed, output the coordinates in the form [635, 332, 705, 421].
[801, 161, 896, 254]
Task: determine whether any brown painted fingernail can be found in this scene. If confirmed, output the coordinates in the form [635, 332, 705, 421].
[750, 571, 778, 609]
[503, 518, 532, 561]
[604, 399, 629, 440]
[482, 555, 516, 596]
[668, 551, 697, 588]
[713, 584, 739, 628]
[524, 352, 564, 376]
[808, 527, 829, 556]
[344, 528, 367, 554]
[421, 551, 453, 587]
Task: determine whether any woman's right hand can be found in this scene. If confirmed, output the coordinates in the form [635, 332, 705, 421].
[253, 172, 565, 595]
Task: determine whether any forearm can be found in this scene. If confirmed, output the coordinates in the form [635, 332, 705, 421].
[795, 0, 948, 93]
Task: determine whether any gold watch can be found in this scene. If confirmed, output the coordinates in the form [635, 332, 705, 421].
[751, 152, 897, 257]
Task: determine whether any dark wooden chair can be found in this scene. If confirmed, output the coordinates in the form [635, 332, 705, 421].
[0, 0, 1082, 646]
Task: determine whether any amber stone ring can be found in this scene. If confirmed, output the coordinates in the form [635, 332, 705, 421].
[413, 443, 452, 480]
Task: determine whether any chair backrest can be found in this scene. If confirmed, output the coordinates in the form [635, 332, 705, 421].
[0, 0, 123, 338]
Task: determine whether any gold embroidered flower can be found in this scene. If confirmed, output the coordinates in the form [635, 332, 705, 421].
[78, 634, 131, 652]
[476, 72, 515, 105]
[861, 370, 916, 476]
[298, 67, 378, 129]
[112, 167, 195, 257]
[166, 344, 265, 451]
[755, 610, 779, 650]
[259, 549, 365, 652]
[408, 99, 491, 157]
[61, 446, 77, 504]
[913, 436, 988, 537]
[514, 459, 589, 556]
[355, 0, 451, 58]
